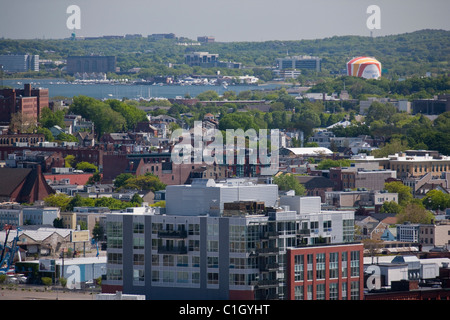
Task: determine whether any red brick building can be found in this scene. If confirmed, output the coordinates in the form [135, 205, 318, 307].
[0, 84, 49, 126]
[286, 243, 364, 300]
[0, 145, 104, 168]
[102, 152, 206, 185]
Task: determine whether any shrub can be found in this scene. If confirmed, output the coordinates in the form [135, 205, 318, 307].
[41, 277, 53, 286]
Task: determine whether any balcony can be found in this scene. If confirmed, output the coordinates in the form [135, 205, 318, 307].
[157, 245, 188, 254]
[256, 247, 279, 255]
[298, 229, 310, 236]
[259, 262, 280, 272]
[253, 279, 279, 288]
[261, 231, 278, 239]
[157, 230, 188, 239]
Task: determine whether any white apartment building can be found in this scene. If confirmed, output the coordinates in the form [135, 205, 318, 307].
[103, 179, 357, 300]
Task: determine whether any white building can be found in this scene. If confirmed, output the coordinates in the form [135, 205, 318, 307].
[22, 207, 60, 225]
[165, 179, 278, 216]
[103, 179, 357, 300]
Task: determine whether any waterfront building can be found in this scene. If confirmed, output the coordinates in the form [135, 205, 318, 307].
[0, 54, 39, 72]
[66, 56, 117, 75]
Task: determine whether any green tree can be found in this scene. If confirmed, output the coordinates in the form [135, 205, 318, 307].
[372, 139, 409, 158]
[196, 90, 220, 101]
[396, 203, 434, 224]
[422, 190, 450, 211]
[384, 181, 413, 207]
[69, 96, 127, 137]
[273, 174, 306, 196]
[316, 159, 352, 170]
[119, 173, 166, 192]
[75, 161, 98, 173]
[35, 126, 54, 142]
[44, 193, 71, 211]
[53, 217, 64, 228]
[92, 222, 104, 242]
[131, 193, 143, 205]
[57, 132, 78, 142]
[86, 172, 101, 185]
[64, 155, 76, 168]
[113, 173, 135, 189]
[380, 200, 402, 214]
[39, 107, 66, 128]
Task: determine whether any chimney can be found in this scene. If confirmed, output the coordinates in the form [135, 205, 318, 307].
[24, 84, 32, 97]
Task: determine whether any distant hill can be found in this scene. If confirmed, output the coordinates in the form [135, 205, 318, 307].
[0, 29, 448, 78]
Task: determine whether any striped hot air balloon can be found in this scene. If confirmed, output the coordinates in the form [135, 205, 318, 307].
[346, 57, 382, 79]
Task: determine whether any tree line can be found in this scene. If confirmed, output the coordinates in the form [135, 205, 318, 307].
[1, 29, 448, 80]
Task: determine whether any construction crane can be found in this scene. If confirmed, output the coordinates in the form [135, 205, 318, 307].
[0, 224, 21, 274]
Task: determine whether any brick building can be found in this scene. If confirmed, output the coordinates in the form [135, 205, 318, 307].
[286, 243, 364, 300]
[0, 84, 49, 126]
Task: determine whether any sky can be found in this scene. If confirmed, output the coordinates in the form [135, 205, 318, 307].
[0, 0, 449, 42]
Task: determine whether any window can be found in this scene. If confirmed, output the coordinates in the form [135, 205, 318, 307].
[133, 254, 144, 266]
[192, 272, 200, 284]
[307, 254, 314, 280]
[163, 254, 174, 266]
[307, 284, 313, 300]
[133, 269, 144, 282]
[192, 255, 200, 267]
[207, 223, 219, 236]
[133, 222, 144, 234]
[329, 252, 339, 279]
[133, 237, 144, 250]
[152, 223, 162, 234]
[107, 268, 122, 281]
[106, 221, 123, 249]
[341, 252, 348, 278]
[229, 273, 245, 286]
[351, 281, 360, 300]
[341, 282, 348, 300]
[177, 271, 189, 283]
[329, 283, 338, 300]
[207, 256, 219, 268]
[207, 240, 218, 252]
[177, 255, 188, 267]
[152, 254, 159, 266]
[107, 252, 122, 265]
[316, 253, 325, 280]
[188, 223, 200, 235]
[316, 283, 325, 300]
[294, 255, 304, 281]
[189, 240, 200, 252]
[163, 271, 174, 283]
[207, 273, 219, 285]
[294, 285, 304, 300]
[152, 238, 161, 251]
[351, 251, 360, 277]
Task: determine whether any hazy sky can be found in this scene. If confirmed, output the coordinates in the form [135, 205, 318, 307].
[0, 0, 449, 41]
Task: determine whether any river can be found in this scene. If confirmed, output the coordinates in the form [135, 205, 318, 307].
[2, 79, 286, 100]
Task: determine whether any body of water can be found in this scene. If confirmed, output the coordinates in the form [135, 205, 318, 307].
[3, 79, 285, 100]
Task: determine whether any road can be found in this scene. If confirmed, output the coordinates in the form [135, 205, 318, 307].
[0, 285, 97, 300]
